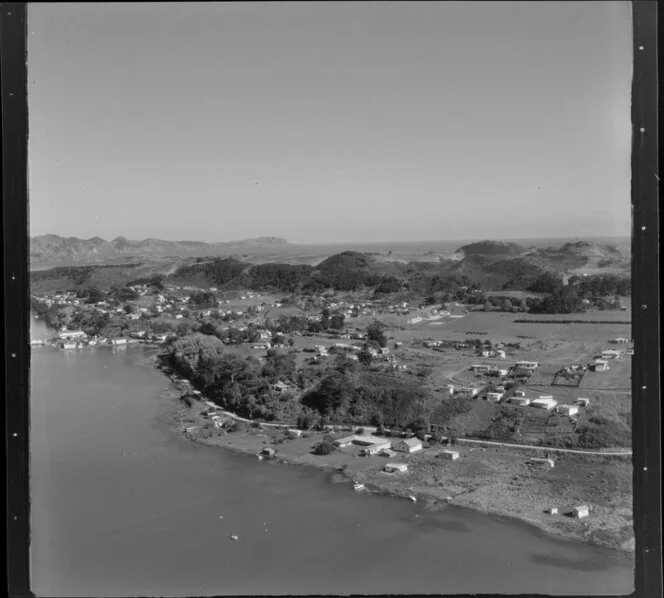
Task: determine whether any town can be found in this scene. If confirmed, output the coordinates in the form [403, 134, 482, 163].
[30, 265, 633, 552]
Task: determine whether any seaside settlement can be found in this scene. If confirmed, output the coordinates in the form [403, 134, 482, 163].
[31, 272, 633, 552]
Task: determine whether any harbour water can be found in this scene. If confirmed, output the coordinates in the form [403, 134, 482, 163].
[29, 316, 633, 596]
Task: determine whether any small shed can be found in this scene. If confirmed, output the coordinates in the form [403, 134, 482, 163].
[513, 389, 526, 397]
[573, 505, 590, 519]
[287, 429, 303, 439]
[486, 391, 504, 402]
[528, 457, 555, 468]
[384, 463, 408, 473]
[440, 450, 459, 460]
[261, 448, 275, 457]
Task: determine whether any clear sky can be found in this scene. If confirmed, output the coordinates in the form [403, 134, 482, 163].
[28, 2, 633, 244]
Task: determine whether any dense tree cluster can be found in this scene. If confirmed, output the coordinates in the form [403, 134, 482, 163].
[568, 274, 631, 298]
[529, 285, 585, 314]
[188, 291, 218, 308]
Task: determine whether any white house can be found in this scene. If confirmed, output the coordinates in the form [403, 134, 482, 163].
[530, 397, 558, 410]
[392, 438, 423, 453]
[111, 338, 128, 346]
[573, 505, 589, 519]
[287, 429, 302, 439]
[556, 404, 579, 416]
[456, 386, 479, 397]
[592, 359, 610, 372]
[471, 364, 492, 373]
[58, 329, 86, 339]
[513, 389, 526, 397]
[384, 463, 409, 473]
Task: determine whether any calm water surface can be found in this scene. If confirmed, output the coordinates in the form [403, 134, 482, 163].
[30, 317, 633, 596]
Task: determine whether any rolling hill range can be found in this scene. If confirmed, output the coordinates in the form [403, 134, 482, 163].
[29, 234, 292, 268]
[29, 238, 630, 296]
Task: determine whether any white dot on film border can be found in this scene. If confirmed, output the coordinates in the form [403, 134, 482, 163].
[638, 46, 644, 50]
[640, 128, 645, 132]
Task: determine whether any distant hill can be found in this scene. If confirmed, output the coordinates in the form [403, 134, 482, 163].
[455, 240, 527, 258]
[29, 237, 630, 296]
[30, 234, 292, 267]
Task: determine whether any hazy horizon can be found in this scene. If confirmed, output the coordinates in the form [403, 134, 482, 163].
[28, 2, 632, 244]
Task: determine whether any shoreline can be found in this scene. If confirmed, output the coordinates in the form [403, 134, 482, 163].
[155, 361, 634, 556]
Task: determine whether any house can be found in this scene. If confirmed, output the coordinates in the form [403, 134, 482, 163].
[574, 398, 590, 408]
[573, 505, 589, 519]
[489, 368, 508, 377]
[261, 447, 275, 457]
[470, 364, 492, 373]
[612, 337, 628, 344]
[379, 448, 397, 458]
[592, 359, 610, 372]
[626, 348, 634, 356]
[486, 392, 504, 402]
[556, 404, 579, 416]
[334, 435, 358, 448]
[272, 381, 290, 393]
[601, 349, 622, 360]
[456, 386, 479, 397]
[515, 361, 539, 370]
[62, 341, 77, 350]
[509, 396, 531, 406]
[384, 463, 408, 473]
[58, 329, 86, 339]
[258, 332, 271, 340]
[530, 397, 558, 410]
[287, 429, 302, 439]
[253, 343, 271, 350]
[360, 441, 392, 456]
[493, 350, 506, 359]
[111, 338, 128, 346]
[392, 438, 423, 453]
[513, 389, 526, 397]
[439, 450, 459, 460]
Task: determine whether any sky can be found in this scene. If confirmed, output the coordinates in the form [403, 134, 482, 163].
[28, 2, 633, 244]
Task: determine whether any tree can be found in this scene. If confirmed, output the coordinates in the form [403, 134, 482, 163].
[312, 435, 336, 455]
[366, 321, 387, 348]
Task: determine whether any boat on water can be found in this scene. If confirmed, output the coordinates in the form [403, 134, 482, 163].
[230, 535, 239, 541]
[353, 483, 365, 491]
[408, 495, 417, 503]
